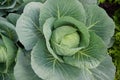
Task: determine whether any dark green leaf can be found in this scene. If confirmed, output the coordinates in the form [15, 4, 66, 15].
[0, 0, 16, 9]
[7, 13, 20, 26]
[0, 17, 18, 42]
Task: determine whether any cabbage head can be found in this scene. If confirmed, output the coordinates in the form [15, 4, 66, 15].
[15, 0, 116, 80]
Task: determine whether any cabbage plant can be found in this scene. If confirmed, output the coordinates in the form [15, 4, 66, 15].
[0, 0, 16, 9]
[15, 0, 116, 80]
[0, 34, 17, 80]
[0, 17, 17, 80]
[0, 0, 47, 17]
[0, 0, 22, 16]
[0, 0, 16, 16]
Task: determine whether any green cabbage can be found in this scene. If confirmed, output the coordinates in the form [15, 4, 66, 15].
[0, 17, 17, 80]
[15, 0, 116, 80]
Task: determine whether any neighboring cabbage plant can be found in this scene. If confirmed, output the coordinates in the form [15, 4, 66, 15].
[0, 0, 16, 9]
[0, 0, 46, 17]
[0, 17, 17, 80]
[15, 0, 116, 80]
[0, 0, 21, 16]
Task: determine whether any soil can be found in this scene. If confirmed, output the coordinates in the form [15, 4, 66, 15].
[99, 2, 120, 18]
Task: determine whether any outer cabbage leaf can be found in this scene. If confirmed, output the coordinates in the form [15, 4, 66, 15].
[39, 0, 86, 27]
[73, 55, 115, 80]
[85, 5, 115, 47]
[16, 2, 43, 50]
[78, 0, 98, 5]
[14, 48, 42, 80]
[90, 55, 116, 80]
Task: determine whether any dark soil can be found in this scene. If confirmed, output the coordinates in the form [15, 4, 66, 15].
[99, 2, 120, 18]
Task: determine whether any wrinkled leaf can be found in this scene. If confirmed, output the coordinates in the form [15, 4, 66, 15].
[40, 0, 86, 27]
[85, 5, 115, 47]
[16, 2, 43, 50]
[90, 55, 116, 80]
